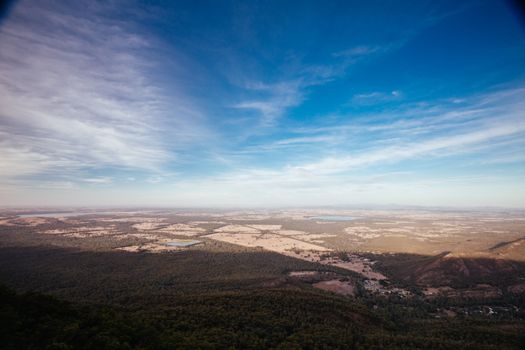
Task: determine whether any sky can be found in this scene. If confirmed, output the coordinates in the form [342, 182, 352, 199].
[0, 0, 524, 208]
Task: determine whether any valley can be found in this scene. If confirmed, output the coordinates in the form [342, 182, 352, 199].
[1, 207, 524, 349]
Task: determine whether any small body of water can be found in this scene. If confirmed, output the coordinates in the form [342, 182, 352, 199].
[310, 215, 357, 221]
[166, 240, 202, 247]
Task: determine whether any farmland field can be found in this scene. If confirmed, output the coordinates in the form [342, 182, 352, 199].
[1, 208, 524, 349]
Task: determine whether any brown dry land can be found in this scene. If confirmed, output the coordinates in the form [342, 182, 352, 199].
[313, 279, 356, 296]
[1, 208, 524, 297]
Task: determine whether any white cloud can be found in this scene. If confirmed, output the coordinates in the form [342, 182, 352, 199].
[332, 45, 383, 58]
[233, 44, 393, 127]
[289, 121, 525, 175]
[180, 85, 525, 207]
[0, 0, 209, 181]
[351, 90, 403, 105]
[83, 177, 112, 184]
[234, 80, 303, 125]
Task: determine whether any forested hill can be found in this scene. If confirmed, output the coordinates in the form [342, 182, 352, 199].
[1, 283, 524, 350]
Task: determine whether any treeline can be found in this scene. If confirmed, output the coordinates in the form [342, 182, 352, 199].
[1, 284, 524, 350]
[0, 245, 353, 304]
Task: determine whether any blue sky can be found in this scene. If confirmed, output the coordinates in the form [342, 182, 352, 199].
[0, 0, 524, 207]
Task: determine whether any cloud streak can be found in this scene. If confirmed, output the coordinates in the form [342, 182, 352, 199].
[1, 1, 523, 208]
[233, 44, 390, 127]
[234, 80, 304, 126]
[199, 86, 525, 199]
[0, 0, 208, 181]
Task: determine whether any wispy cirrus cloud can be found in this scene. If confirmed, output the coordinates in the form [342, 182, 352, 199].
[230, 3, 476, 130]
[332, 45, 383, 58]
[83, 177, 113, 184]
[234, 80, 304, 126]
[1, 1, 523, 208]
[351, 90, 403, 105]
[233, 44, 390, 127]
[288, 120, 525, 175]
[205, 85, 525, 195]
[0, 0, 208, 181]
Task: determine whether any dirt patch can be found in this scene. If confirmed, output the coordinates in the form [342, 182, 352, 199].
[248, 225, 282, 230]
[41, 226, 119, 238]
[0, 217, 53, 226]
[100, 217, 166, 223]
[132, 222, 164, 230]
[214, 225, 261, 234]
[313, 279, 355, 296]
[273, 229, 308, 236]
[288, 271, 318, 277]
[205, 232, 331, 254]
[157, 223, 205, 236]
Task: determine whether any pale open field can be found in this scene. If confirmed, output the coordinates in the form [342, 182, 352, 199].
[1, 208, 524, 284]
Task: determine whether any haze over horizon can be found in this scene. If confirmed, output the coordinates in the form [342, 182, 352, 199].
[1, 0, 525, 208]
